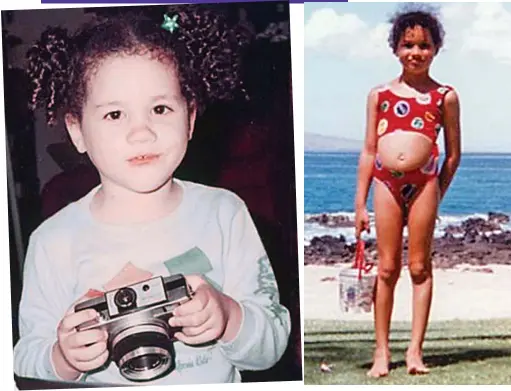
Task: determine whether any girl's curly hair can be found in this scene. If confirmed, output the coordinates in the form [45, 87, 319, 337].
[388, 3, 445, 54]
[26, 5, 247, 126]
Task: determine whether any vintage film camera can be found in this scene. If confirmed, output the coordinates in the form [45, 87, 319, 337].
[75, 274, 192, 381]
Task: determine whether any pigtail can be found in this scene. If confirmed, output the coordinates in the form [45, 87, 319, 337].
[169, 5, 248, 112]
[24, 5, 249, 124]
[26, 26, 72, 126]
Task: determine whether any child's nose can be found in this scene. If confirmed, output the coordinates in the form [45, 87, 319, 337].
[127, 120, 157, 144]
[411, 45, 421, 56]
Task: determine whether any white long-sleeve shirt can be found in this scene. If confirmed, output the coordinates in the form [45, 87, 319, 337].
[13, 179, 291, 385]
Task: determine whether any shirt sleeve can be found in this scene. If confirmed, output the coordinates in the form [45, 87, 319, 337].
[217, 198, 291, 370]
[13, 230, 75, 380]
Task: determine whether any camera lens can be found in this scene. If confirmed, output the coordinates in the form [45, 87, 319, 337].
[114, 287, 137, 310]
[112, 323, 174, 382]
[128, 354, 162, 371]
[120, 347, 171, 381]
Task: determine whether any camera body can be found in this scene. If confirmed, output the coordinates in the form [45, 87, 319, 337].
[75, 274, 192, 382]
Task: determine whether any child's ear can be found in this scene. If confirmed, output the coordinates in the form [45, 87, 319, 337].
[187, 104, 197, 141]
[64, 114, 87, 154]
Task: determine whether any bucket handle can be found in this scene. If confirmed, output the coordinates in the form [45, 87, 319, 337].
[353, 239, 374, 279]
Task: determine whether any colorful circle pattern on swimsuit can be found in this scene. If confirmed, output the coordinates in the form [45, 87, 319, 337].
[420, 154, 438, 175]
[374, 85, 453, 155]
[424, 111, 435, 122]
[390, 170, 404, 179]
[400, 183, 417, 202]
[411, 117, 424, 130]
[377, 118, 388, 136]
[375, 154, 383, 170]
[416, 93, 431, 105]
[394, 100, 410, 118]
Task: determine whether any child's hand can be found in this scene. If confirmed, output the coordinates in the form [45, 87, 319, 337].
[355, 206, 370, 239]
[168, 275, 242, 345]
[52, 299, 109, 380]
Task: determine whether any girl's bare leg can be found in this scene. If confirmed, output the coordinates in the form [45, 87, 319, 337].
[405, 179, 439, 374]
[367, 180, 404, 378]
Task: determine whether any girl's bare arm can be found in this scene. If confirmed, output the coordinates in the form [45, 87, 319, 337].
[438, 89, 461, 200]
[355, 88, 379, 210]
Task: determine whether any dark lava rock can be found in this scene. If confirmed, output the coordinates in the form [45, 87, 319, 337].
[305, 214, 511, 269]
[488, 212, 510, 224]
[305, 213, 354, 228]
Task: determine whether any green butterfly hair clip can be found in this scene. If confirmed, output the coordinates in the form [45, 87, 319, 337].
[161, 13, 179, 33]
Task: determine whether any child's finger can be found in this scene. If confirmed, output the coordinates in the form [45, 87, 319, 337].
[76, 349, 110, 372]
[73, 341, 108, 362]
[169, 309, 209, 328]
[68, 329, 108, 349]
[355, 223, 361, 239]
[172, 288, 209, 316]
[180, 320, 213, 338]
[364, 218, 370, 233]
[59, 309, 98, 333]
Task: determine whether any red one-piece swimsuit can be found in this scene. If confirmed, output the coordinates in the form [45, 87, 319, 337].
[372, 84, 453, 214]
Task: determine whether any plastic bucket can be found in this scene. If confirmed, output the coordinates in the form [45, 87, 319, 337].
[338, 267, 376, 313]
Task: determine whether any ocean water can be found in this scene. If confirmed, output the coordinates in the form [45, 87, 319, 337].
[304, 152, 511, 244]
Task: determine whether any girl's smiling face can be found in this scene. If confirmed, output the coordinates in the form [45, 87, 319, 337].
[65, 53, 196, 196]
[396, 25, 437, 75]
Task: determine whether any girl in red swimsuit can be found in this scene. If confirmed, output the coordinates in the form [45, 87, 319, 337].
[373, 84, 453, 216]
[354, 5, 461, 378]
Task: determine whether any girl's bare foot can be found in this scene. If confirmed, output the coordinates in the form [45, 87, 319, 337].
[367, 347, 391, 378]
[406, 349, 430, 375]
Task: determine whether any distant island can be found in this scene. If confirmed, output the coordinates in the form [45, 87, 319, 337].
[304, 132, 511, 154]
[304, 132, 363, 152]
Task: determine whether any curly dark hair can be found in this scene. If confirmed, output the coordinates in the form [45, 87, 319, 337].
[26, 5, 247, 126]
[388, 3, 445, 54]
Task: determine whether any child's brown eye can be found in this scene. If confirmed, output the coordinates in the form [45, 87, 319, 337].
[104, 110, 122, 120]
[153, 105, 171, 115]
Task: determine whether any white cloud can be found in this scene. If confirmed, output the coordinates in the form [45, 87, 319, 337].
[306, 3, 511, 64]
[442, 2, 511, 64]
[304, 8, 365, 47]
[304, 8, 391, 59]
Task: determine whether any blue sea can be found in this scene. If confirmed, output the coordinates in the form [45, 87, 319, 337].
[304, 152, 511, 244]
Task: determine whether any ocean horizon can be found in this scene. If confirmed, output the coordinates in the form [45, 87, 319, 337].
[304, 151, 511, 244]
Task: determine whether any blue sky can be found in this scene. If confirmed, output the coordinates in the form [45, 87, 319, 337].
[305, 2, 511, 153]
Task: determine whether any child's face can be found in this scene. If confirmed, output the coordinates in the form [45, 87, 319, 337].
[396, 25, 436, 75]
[65, 53, 196, 195]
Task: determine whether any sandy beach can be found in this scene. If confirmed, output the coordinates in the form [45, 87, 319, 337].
[305, 264, 511, 322]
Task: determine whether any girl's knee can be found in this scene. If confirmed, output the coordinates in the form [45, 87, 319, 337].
[377, 261, 401, 284]
[408, 260, 431, 283]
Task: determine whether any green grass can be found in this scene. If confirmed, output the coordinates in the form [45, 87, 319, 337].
[304, 318, 511, 385]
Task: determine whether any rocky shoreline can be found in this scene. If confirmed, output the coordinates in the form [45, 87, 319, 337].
[305, 212, 511, 269]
